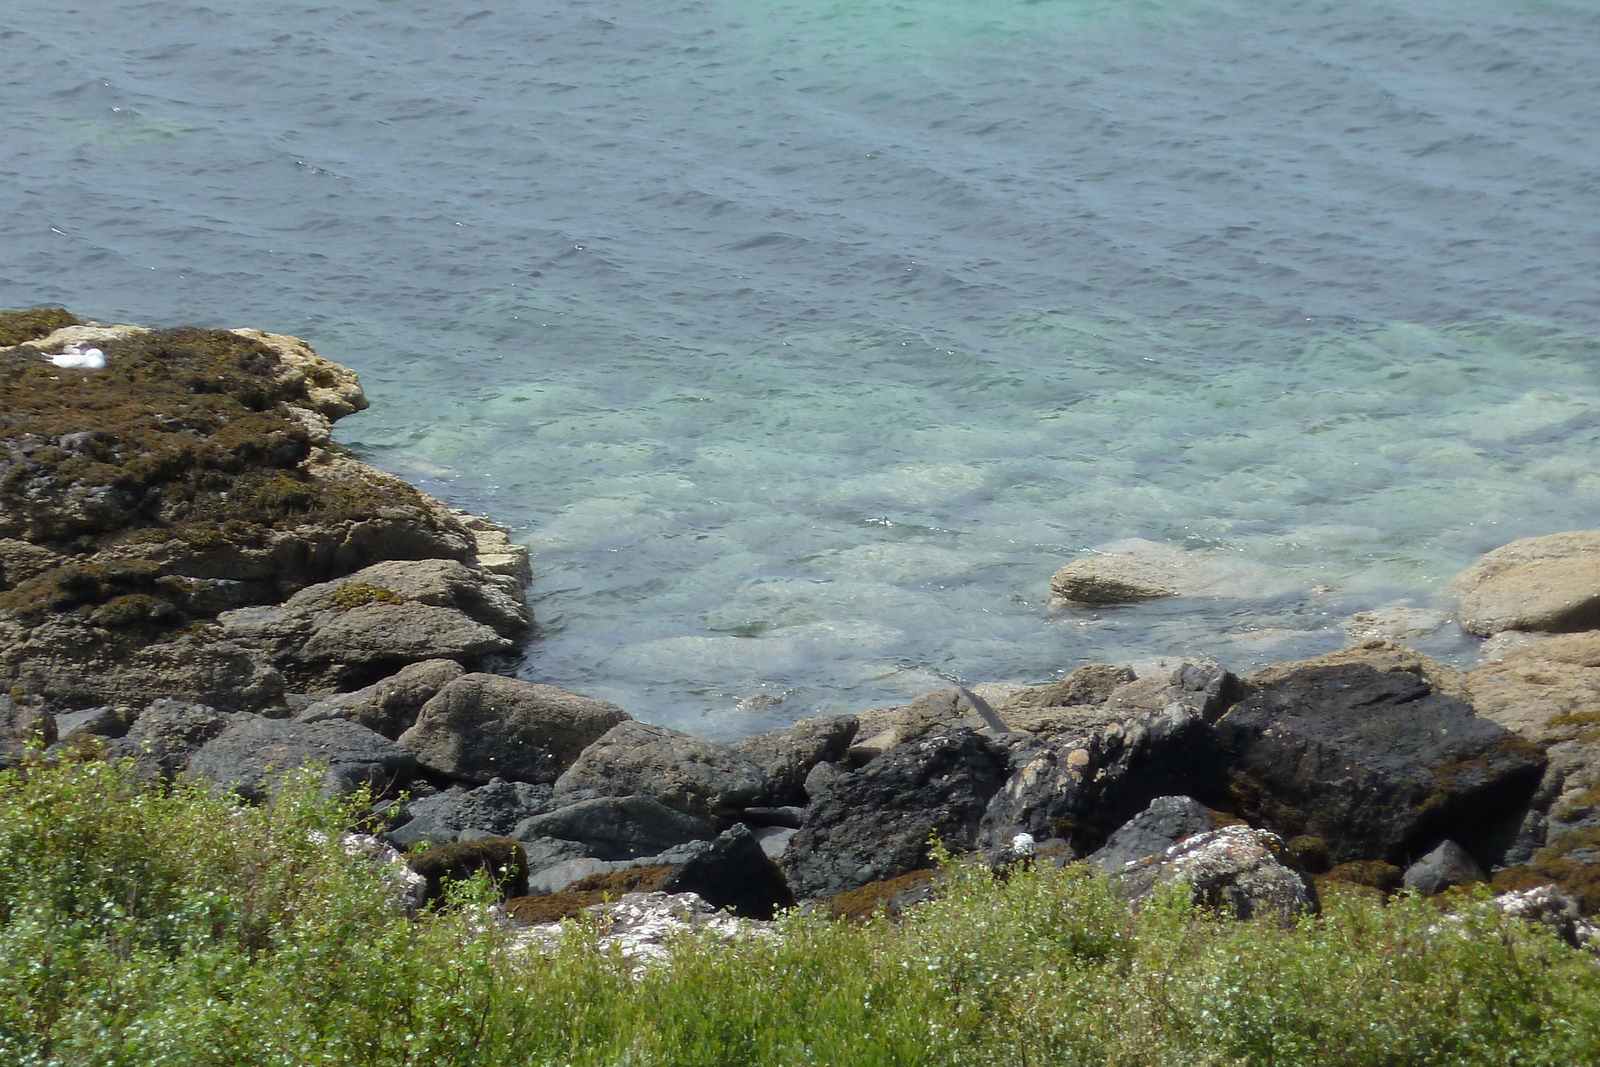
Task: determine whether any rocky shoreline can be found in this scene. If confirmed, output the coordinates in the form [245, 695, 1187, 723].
[3, 310, 1598, 946]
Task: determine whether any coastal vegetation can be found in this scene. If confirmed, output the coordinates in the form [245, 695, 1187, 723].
[2, 754, 1597, 1067]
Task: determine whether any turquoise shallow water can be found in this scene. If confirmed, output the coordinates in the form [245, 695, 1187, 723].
[3, 1, 1600, 735]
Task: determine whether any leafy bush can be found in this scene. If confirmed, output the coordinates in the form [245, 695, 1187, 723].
[1, 753, 1597, 1066]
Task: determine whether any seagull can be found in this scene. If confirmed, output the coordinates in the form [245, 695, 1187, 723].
[44, 342, 106, 370]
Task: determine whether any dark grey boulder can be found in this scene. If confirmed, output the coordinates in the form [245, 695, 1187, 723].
[387, 777, 558, 848]
[733, 714, 858, 805]
[553, 720, 767, 821]
[782, 727, 1009, 900]
[658, 823, 796, 920]
[104, 698, 238, 780]
[1217, 651, 1546, 868]
[515, 795, 719, 861]
[1087, 795, 1226, 875]
[978, 662, 1240, 858]
[185, 717, 415, 802]
[297, 658, 464, 738]
[1402, 840, 1486, 897]
[399, 674, 630, 785]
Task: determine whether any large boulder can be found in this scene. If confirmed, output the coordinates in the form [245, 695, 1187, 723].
[554, 720, 767, 821]
[782, 727, 1009, 900]
[185, 716, 415, 801]
[1449, 531, 1600, 636]
[514, 796, 718, 861]
[104, 698, 239, 780]
[399, 674, 629, 785]
[1122, 826, 1313, 921]
[732, 714, 858, 804]
[978, 662, 1241, 857]
[1217, 644, 1545, 868]
[297, 658, 465, 737]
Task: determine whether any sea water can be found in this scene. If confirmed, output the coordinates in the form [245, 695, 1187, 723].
[3, 0, 1599, 736]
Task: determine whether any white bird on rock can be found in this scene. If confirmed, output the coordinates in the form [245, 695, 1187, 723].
[43, 342, 106, 370]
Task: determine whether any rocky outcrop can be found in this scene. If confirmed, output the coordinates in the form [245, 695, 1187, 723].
[782, 728, 1009, 900]
[978, 661, 1240, 858]
[1217, 643, 1545, 869]
[1449, 530, 1600, 636]
[398, 674, 629, 785]
[0, 320, 530, 712]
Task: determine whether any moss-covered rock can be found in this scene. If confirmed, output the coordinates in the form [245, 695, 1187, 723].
[405, 836, 530, 905]
[0, 313, 531, 711]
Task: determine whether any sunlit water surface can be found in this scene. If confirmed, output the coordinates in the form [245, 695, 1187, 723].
[4, 1, 1599, 735]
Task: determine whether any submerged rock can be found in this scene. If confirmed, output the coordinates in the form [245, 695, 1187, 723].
[1450, 530, 1600, 636]
[1050, 538, 1283, 606]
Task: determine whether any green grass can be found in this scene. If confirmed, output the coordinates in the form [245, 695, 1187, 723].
[2, 754, 1597, 1067]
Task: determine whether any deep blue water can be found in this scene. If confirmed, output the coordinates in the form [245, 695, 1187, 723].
[4, 1, 1600, 735]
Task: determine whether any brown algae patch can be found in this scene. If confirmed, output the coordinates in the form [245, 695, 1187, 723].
[0, 318, 437, 626]
[0, 307, 80, 347]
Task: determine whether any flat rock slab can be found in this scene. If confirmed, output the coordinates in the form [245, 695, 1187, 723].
[1050, 538, 1285, 606]
[400, 673, 630, 785]
[782, 727, 1008, 900]
[186, 716, 415, 801]
[1218, 649, 1545, 867]
[554, 720, 766, 820]
[1450, 530, 1600, 636]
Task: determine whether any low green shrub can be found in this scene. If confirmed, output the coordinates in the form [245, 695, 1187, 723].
[1, 753, 1597, 1066]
